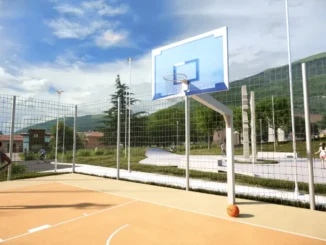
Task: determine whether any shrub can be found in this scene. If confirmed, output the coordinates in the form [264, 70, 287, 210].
[93, 149, 104, 155]
[77, 149, 92, 156]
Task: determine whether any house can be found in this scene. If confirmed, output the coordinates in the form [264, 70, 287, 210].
[80, 131, 107, 149]
[21, 129, 51, 152]
[0, 135, 23, 153]
[213, 129, 241, 146]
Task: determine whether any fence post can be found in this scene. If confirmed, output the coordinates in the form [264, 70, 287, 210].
[302, 62, 315, 210]
[117, 97, 121, 180]
[7, 96, 16, 181]
[73, 105, 77, 173]
[185, 96, 190, 191]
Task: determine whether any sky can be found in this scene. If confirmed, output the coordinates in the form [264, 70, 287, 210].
[0, 0, 325, 105]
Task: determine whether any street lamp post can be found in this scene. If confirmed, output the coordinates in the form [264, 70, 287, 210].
[260, 119, 262, 152]
[285, 0, 299, 195]
[55, 90, 64, 172]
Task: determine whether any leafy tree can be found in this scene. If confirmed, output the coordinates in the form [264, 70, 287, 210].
[97, 74, 146, 146]
[230, 106, 243, 134]
[194, 104, 224, 148]
[256, 96, 290, 144]
[146, 107, 185, 147]
[49, 121, 83, 152]
[294, 116, 319, 140]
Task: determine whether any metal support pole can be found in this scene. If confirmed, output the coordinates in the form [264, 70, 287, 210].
[7, 96, 16, 181]
[61, 116, 66, 162]
[272, 95, 276, 152]
[302, 62, 315, 210]
[250, 91, 256, 164]
[285, 0, 299, 195]
[190, 93, 235, 204]
[185, 96, 190, 191]
[128, 58, 132, 172]
[72, 105, 77, 173]
[55, 90, 64, 172]
[225, 115, 235, 204]
[117, 97, 121, 180]
[260, 119, 262, 152]
[124, 94, 127, 158]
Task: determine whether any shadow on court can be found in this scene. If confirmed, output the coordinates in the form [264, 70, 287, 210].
[237, 213, 255, 218]
[0, 202, 112, 210]
[21, 162, 76, 172]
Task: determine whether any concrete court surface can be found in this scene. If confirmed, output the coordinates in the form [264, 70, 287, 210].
[0, 173, 325, 244]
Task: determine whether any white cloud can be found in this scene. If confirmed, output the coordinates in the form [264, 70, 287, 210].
[81, 0, 105, 10]
[46, 18, 115, 39]
[0, 52, 152, 105]
[0, 66, 16, 83]
[46, 0, 130, 48]
[81, 0, 129, 16]
[54, 4, 84, 16]
[166, 0, 326, 80]
[95, 29, 129, 48]
[98, 3, 129, 16]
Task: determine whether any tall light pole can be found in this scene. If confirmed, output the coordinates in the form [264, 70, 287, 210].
[55, 89, 64, 172]
[127, 58, 132, 172]
[124, 90, 127, 158]
[285, 0, 298, 195]
[272, 95, 276, 152]
[260, 119, 262, 152]
[61, 115, 66, 162]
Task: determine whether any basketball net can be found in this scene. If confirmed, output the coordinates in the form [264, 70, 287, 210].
[163, 73, 189, 97]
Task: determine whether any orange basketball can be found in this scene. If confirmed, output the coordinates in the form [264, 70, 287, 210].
[227, 204, 239, 217]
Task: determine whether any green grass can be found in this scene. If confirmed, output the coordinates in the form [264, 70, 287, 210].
[235, 159, 279, 164]
[74, 146, 326, 196]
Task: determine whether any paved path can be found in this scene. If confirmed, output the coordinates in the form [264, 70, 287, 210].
[139, 148, 326, 184]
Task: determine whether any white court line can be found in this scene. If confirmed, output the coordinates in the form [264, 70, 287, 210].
[58, 181, 326, 243]
[1, 200, 137, 243]
[106, 224, 129, 245]
[28, 225, 50, 233]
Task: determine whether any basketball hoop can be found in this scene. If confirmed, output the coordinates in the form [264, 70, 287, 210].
[163, 73, 188, 85]
[162, 73, 189, 96]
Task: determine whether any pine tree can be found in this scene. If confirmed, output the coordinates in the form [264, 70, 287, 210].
[97, 75, 143, 145]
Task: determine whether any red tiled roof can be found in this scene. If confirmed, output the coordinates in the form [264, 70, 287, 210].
[83, 131, 104, 137]
[0, 135, 24, 141]
[295, 114, 322, 123]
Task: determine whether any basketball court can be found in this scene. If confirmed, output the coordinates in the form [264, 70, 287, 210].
[0, 173, 325, 244]
[1, 26, 324, 245]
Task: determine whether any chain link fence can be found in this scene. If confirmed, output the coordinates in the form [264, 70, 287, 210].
[1, 58, 326, 211]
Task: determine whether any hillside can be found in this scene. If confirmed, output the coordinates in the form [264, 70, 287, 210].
[16, 52, 326, 133]
[16, 114, 105, 134]
[294, 52, 326, 64]
[212, 53, 326, 115]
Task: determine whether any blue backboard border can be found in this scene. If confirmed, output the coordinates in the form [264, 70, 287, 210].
[173, 59, 199, 85]
[152, 26, 229, 100]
